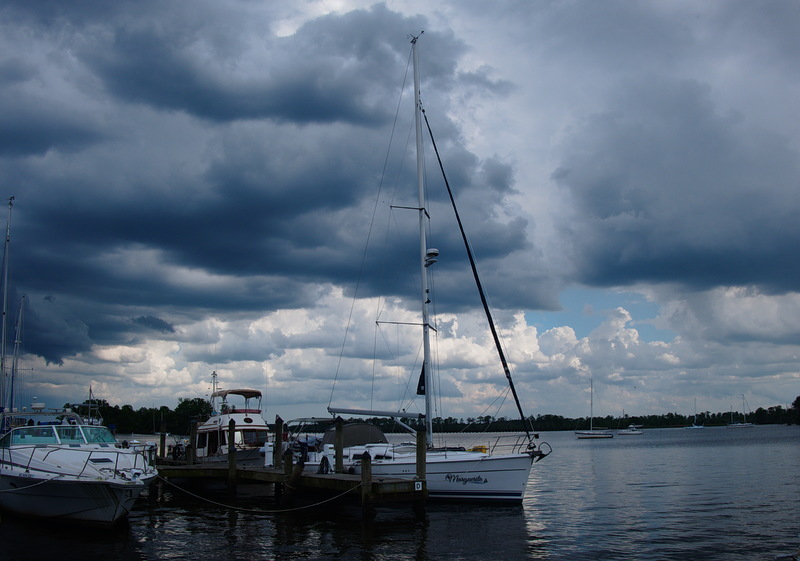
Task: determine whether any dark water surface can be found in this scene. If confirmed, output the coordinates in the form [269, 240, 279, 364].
[2, 425, 797, 560]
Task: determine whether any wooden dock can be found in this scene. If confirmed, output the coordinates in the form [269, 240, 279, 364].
[154, 417, 427, 520]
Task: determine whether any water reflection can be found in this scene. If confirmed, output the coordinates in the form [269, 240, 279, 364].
[1, 426, 796, 560]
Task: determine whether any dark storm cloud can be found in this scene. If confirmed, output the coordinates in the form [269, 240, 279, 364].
[86, 29, 389, 125]
[0, 3, 531, 367]
[0, 106, 104, 157]
[0, 61, 106, 156]
[552, 76, 800, 293]
[132, 315, 175, 334]
[75, 4, 436, 126]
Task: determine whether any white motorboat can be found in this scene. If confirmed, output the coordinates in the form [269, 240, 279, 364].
[0, 403, 157, 524]
[297, 35, 550, 502]
[194, 371, 272, 466]
[0, 200, 157, 523]
[617, 424, 643, 435]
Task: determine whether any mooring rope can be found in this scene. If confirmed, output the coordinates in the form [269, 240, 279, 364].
[155, 475, 364, 514]
[0, 473, 65, 493]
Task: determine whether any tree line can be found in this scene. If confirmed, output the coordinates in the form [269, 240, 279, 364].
[77, 395, 800, 436]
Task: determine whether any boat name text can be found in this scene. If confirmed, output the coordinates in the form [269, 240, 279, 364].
[445, 473, 488, 485]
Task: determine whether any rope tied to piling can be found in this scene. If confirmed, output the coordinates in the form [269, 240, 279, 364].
[155, 475, 364, 514]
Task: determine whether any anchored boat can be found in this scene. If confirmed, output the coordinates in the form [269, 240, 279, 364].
[0, 402, 157, 523]
[297, 35, 550, 502]
[194, 371, 272, 466]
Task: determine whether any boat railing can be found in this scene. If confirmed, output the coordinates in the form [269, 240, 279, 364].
[7, 444, 156, 480]
[489, 433, 535, 455]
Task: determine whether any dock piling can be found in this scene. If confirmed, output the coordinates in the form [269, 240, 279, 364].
[335, 416, 344, 473]
[360, 452, 376, 520]
[273, 415, 284, 468]
[159, 419, 167, 460]
[187, 421, 197, 464]
[228, 419, 237, 487]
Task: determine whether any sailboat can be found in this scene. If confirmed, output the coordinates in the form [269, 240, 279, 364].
[727, 394, 754, 428]
[685, 398, 704, 429]
[298, 34, 550, 502]
[575, 379, 613, 439]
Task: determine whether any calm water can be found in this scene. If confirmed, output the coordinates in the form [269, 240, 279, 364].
[1, 425, 797, 560]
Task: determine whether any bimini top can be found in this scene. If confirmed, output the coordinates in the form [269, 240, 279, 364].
[211, 389, 262, 400]
[322, 423, 389, 447]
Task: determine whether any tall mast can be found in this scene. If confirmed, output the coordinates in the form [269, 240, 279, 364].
[0, 197, 13, 413]
[412, 34, 434, 445]
[9, 295, 24, 414]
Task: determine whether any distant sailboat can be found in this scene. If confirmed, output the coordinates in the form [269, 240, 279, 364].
[727, 395, 754, 428]
[575, 379, 613, 439]
[685, 398, 704, 429]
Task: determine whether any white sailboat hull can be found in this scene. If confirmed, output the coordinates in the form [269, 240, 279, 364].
[372, 452, 534, 501]
[303, 444, 535, 502]
[575, 430, 614, 439]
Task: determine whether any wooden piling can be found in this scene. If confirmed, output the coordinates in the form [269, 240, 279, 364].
[360, 452, 376, 520]
[335, 416, 344, 473]
[273, 415, 284, 468]
[416, 429, 426, 480]
[227, 419, 236, 486]
[187, 420, 197, 464]
[414, 428, 427, 519]
[280, 448, 298, 505]
[159, 419, 167, 460]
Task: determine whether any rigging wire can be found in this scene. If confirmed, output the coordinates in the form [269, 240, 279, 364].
[421, 110, 534, 442]
[329, 46, 415, 408]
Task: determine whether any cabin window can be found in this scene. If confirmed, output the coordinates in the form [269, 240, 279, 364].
[82, 426, 117, 444]
[241, 429, 267, 447]
[56, 426, 84, 444]
[10, 426, 58, 445]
